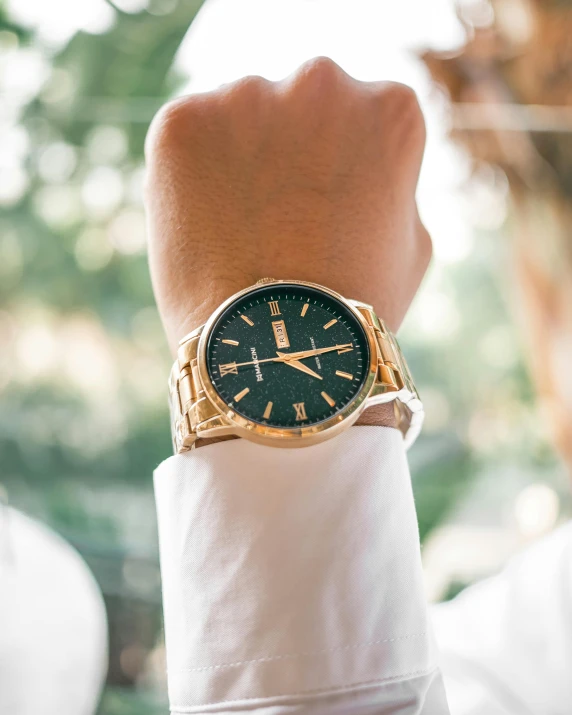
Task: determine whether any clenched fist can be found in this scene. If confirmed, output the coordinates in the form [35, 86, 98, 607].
[145, 57, 431, 355]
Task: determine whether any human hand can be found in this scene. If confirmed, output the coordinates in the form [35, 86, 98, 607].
[145, 57, 431, 356]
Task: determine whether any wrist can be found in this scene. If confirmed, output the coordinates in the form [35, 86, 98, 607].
[195, 403, 398, 449]
[355, 402, 397, 428]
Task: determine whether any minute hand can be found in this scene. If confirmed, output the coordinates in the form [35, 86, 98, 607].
[224, 343, 353, 370]
[280, 343, 353, 361]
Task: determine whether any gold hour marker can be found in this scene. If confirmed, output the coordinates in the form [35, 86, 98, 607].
[321, 391, 336, 408]
[301, 303, 309, 317]
[337, 345, 353, 355]
[219, 362, 238, 377]
[234, 387, 250, 402]
[323, 319, 337, 330]
[293, 402, 308, 421]
[241, 315, 254, 326]
[335, 370, 353, 381]
[268, 301, 281, 317]
[263, 401, 273, 420]
[222, 339, 239, 346]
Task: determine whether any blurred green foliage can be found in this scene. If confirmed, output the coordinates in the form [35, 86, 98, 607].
[1, 3, 203, 712]
[1, 1, 204, 505]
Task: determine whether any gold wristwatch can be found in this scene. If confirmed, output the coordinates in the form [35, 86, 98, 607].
[169, 279, 423, 452]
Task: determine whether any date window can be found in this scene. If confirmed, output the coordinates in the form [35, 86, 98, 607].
[272, 320, 290, 350]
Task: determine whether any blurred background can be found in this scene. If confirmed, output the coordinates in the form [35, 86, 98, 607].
[1, 0, 571, 712]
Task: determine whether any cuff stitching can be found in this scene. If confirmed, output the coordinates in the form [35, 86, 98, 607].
[170, 665, 438, 711]
[171, 631, 427, 673]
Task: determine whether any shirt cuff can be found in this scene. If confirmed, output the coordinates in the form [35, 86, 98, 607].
[154, 427, 442, 712]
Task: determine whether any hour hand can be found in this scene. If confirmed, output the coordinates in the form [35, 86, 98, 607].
[276, 352, 323, 380]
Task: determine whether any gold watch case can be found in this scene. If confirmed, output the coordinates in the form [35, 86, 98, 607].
[195, 279, 379, 448]
[169, 278, 423, 451]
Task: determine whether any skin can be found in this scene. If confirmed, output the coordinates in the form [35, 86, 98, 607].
[145, 57, 431, 430]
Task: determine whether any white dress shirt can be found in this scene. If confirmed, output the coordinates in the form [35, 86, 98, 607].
[155, 425, 572, 715]
[154, 427, 449, 713]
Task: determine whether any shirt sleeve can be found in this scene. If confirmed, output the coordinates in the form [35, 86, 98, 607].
[154, 426, 449, 714]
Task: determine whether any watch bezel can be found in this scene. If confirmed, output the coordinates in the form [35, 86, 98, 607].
[196, 279, 378, 447]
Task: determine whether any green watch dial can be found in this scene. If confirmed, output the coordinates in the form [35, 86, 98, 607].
[206, 283, 370, 429]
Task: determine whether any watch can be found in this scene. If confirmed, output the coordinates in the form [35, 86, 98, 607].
[168, 279, 423, 452]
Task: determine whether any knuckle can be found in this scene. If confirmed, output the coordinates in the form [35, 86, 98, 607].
[384, 82, 425, 126]
[217, 74, 272, 115]
[216, 75, 273, 122]
[374, 82, 426, 150]
[223, 74, 269, 98]
[293, 56, 347, 88]
[145, 95, 207, 160]
[145, 76, 272, 165]
[384, 82, 420, 109]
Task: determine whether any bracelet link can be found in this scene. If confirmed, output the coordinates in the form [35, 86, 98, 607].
[352, 302, 423, 447]
[178, 367, 194, 413]
[169, 329, 203, 452]
[355, 307, 409, 394]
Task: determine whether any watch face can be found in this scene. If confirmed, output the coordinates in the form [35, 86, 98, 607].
[205, 283, 371, 429]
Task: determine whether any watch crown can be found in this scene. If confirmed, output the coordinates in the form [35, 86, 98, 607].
[255, 277, 277, 285]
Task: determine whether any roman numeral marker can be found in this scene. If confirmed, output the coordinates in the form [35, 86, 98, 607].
[263, 401, 273, 420]
[219, 362, 238, 377]
[222, 339, 239, 346]
[300, 303, 309, 317]
[240, 315, 254, 326]
[234, 387, 250, 402]
[293, 402, 308, 421]
[269, 301, 281, 316]
[336, 370, 353, 380]
[323, 319, 337, 330]
[321, 391, 336, 407]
